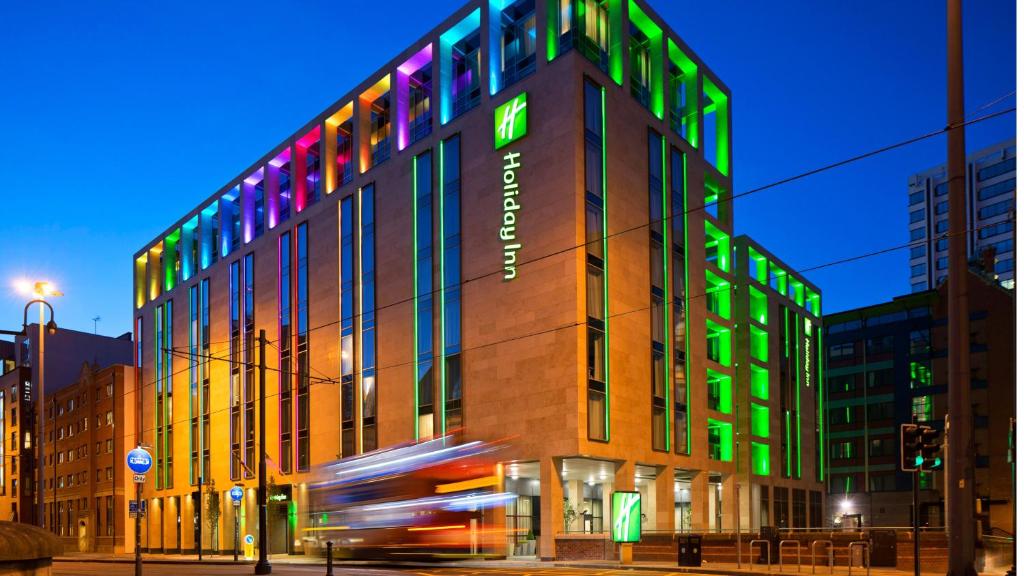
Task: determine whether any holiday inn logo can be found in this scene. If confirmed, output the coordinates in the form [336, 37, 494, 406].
[494, 92, 528, 149]
[611, 491, 642, 543]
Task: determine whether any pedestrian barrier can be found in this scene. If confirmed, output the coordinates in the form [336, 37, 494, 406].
[749, 539, 771, 569]
[810, 539, 833, 574]
[847, 541, 871, 576]
[779, 539, 801, 572]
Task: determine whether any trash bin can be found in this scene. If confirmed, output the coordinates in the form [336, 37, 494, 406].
[677, 535, 702, 567]
[870, 530, 896, 567]
[759, 526, 780, 564]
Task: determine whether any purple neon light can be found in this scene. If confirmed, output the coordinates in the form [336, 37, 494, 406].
[396, 43, 433, 151]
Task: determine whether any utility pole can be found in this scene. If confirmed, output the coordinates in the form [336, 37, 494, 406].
[255, 329, 271, 575]
[198, 475, 203, 561]
[944, 0, 976, 573]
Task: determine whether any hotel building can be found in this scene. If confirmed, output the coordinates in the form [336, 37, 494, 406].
[132, 0, 825, 559]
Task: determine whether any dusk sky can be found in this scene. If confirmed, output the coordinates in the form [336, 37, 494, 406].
[0, 0, 1015, 338]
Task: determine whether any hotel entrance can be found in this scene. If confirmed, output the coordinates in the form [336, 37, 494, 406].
[504, 462, 540, 557]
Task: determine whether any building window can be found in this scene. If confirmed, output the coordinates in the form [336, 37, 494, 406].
[296, 223, 310, 471]
[584, 79, 608, 442]
[414, 151, 434, 439]
[442, 136, 464, 432]
[450, 31, 481, 120]
[909, 209, 925, 223]
[670, 148, 688, 454]
[668, 41, 697, 147]
[977, 158, 1015, 181]
[403, 50, 433, 149]
[909, 190, 924, 205]
[648, 130, 668, 451]
[360, 184, 378, 452]
[229, 260, 241, 479]
[339, 196, 356, 457]
[243, 253, 255, 477]
[279, 230, 293, 475]
[492, 0, 536, 93]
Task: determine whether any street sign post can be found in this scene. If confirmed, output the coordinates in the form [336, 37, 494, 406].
[244, 534, 255, 561]
[230, 486, 243, 561]
[126, 446, 152, 576]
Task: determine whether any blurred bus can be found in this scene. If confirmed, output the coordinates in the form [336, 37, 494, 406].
[306, 436, 513, 560]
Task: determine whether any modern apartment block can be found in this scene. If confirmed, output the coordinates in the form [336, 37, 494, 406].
[43, 363, 135, 553]
[0, 327, 132, 527]
[131, 0, 824, 559]
[824, 271, 1014, 534]
[908, 138, 1016, 291]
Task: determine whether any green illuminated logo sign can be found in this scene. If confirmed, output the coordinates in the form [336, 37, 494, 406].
[494, 92, 528, 149]
[611, 491, 642, 543]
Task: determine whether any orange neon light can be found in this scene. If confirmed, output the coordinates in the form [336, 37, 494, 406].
[407, 524, 466, 532]
[434, 475, 499, 494]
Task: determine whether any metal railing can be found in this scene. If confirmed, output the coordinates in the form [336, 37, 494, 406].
[779, 540, 801, 572]
[847, 541, 871, 576]
[749, 539, 771, 569]
[811, 540, 834, 574]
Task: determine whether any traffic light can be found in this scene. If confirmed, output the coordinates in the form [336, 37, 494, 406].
[919, 426, 942, 469]
[901, 423, 922, 472]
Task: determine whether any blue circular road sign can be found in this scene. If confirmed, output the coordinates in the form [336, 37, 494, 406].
[244, 534, 255, 545]
[230, 486, 244, 503]
[126, 447, 153, 475]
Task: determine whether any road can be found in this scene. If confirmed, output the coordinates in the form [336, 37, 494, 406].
[53, 561, 682, 576]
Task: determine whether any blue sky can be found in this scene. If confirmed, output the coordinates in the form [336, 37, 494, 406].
[0, 0, 1015, 337]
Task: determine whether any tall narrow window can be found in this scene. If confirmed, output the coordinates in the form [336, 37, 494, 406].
[441, 136, 463, 431]
[279, 231, 293, 475]
[360, 185, 377, 451]
[200, 278, 210, 480]
[414, 152, 435, 439]
[229, 261, 241, 480]
[339, 197, 356, 457]
[159, 301, 174, 489]
[671, 148, 688, 453]
[668, 40, 698, 147]
[297, 128, 321, 210]
[242, 254, 255, 477]
[440, 9, 482, 124]
[326, 103, 354, 193]
[154, 304, 164, 489]
[336, 118, 354, 188]
[648, 131, 668, 451]
[189, 285, 200, 484]
[295, 223, 310, 471]
[584, 79, 608, 442]
[703, 77, 730, 175]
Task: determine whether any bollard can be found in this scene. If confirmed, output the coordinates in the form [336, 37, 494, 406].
[326, 541, 334, 576]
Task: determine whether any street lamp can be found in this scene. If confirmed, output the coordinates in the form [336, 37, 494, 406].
[4, 279, 61, 528]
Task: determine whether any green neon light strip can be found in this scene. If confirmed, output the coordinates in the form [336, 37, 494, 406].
[661, 135, 670, 449]
[439, 143, 447, 436]
[785, 410, 792, 477]
[601, 86, 610, 440]
[795, 319, 802, 479]
[412, 155, 420, 440]
[817, 325, 826, 481]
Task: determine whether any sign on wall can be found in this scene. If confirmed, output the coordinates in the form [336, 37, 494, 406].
[495, 92, 528, 281]
[494, 92, 528, 150]
[611, 491, 642, 543]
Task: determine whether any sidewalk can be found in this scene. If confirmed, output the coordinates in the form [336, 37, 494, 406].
[54, 553, 1006, 576]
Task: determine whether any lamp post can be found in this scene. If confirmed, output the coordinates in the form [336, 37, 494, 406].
[4, 280, 61, 528]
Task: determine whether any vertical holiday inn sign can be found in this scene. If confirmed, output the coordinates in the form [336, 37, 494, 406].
[495, 92, 527, 280]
